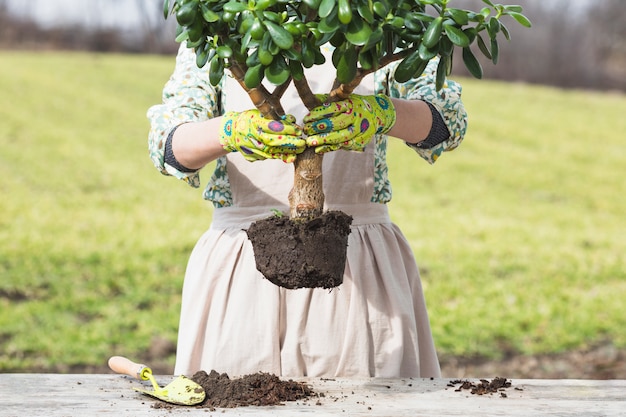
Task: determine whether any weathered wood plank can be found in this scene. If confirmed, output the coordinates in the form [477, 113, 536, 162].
[0, 374, 624, 416]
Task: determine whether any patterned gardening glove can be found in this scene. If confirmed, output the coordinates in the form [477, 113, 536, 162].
[219, 110, 305, 163]
[303, 94, 396, 153]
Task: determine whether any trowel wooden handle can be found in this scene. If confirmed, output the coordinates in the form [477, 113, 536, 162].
[108, 356, 152, 381]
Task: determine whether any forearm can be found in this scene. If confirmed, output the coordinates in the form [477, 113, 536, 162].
[170, 118, 228, 170]
[387, 98, 432, 144]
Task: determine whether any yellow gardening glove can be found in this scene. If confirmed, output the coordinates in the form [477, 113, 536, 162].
[219, 110, 305, 163]
[303, 94, 396, 153]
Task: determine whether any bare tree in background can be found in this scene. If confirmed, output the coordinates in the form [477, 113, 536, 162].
[0, 0, 623, 90]
[452, 0, 625, 91]
[587, 0, 626, 89]
[132, 0, 177, 53]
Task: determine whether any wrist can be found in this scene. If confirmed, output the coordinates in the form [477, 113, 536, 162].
[408, 102, 449, 149]
[164, 125, 196, 173]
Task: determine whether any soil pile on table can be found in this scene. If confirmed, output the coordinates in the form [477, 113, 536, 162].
[247, 210, 353, 289]
[190, 370, 315, 408]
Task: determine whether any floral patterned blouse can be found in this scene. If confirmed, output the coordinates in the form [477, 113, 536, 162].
[147, 45, 468, 207]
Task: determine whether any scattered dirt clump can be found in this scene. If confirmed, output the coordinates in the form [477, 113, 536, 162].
[246, 210, 353, 289]
[189, 370, 316, 409]
[448, 377, 517, 397]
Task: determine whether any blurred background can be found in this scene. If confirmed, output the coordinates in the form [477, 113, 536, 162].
[1, 0, 625, 91]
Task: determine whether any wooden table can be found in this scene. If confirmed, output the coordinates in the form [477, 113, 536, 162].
[0, 374, 624, 416]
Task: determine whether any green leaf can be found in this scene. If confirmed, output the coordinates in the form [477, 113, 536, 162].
[395, 49, 427, 83]
[209, 57, 224, 86]
[336, 45, 357, 84]
[215, 45, 233, 59]
[462, 47, 483, 79]
[464, 27, 477, 44]
[490, 38, 499, 64]
[303, 0, 322, 9]
[282, 47, 301, 61]
[175, 1, 198, 26]
[318, 7, 340, 34]
[338, 0, 352, 25]
[447, 8, 469, 25]
[439, 36, 454, 57]
[313, 48, 326, 65]
[200, 4, 220, 22]
[500, 22, 511, 41]
[508, 11, 532, 28]
[301, 39, 315, 67]
[346, 17, 373, 46]
[319, 0, 336, 19]
[372, 1, 388, 18]
[358, 49, 376, 70]
[262, 11, 281, 23]
[487, 16, 501, 39]
[444, 23, 470, 47]
[476, 34, 492, 60]
[223, 0, 247, 13]
[244, 64, 265, 88]
[362, 26, 384, 51]
[418, 42, 438, 61]
[357, 0, 374, 24]
[255, 0, 277, 11]
[315, 31, 336, 46]
[195, 43, 211, 68]
[288, 59, 304, 81]
[411, 13, 435, 23]
[175, 28, 189, 43]
[246, 49, 260, 67]
[265, 56, 290, 85]
[163, 0, 170, 20]
[259, 33, 274, 65]
[265, 21, 294, 49]
[504, 5, 523, 13]
[422, 16, 443, 48]
[436, 55, 447, 91]
[481, 0, 496, 8]
[405, 14, 426, 32]
[388, 16, 404, 30]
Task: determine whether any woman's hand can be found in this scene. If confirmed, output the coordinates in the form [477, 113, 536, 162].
[219, 110, 305, 163]
[303, 94, 396, 153]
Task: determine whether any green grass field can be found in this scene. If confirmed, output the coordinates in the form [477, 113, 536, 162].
[1, 51, 625, 372]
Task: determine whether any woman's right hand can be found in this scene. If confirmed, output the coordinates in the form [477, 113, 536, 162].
[219, 110, 305, 163]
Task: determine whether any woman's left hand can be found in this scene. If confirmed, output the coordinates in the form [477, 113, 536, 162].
[303, 94, 396, 153]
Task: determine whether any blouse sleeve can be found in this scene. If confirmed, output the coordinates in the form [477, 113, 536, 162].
[146, 45, 221, 188]
[385, 57, 468, 164]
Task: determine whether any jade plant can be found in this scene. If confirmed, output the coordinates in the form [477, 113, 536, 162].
[163, 0, 531, 220]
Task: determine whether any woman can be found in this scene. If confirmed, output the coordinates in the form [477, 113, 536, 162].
[147, 44, 467, 378]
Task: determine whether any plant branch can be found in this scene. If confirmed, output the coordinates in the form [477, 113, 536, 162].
[229, 61, 285, 119]
[329, 50, 411, 100]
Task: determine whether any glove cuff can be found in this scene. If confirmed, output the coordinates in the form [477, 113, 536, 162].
[373, 94, 396, 134]
[219, 111, 238, 152]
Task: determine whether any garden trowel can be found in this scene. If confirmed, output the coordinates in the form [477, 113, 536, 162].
[108, 356, 205, 405]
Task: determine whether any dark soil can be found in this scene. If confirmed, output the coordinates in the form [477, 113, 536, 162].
[185, 370, 316, 409]
[447, 377, 518, 397]
[246, 211, 353, 289]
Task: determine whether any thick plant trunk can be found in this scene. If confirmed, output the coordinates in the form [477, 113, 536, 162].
[289, 148, 324, 219]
